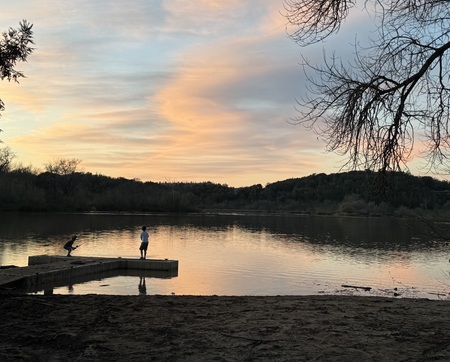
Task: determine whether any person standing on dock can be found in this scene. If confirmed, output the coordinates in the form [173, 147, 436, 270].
[63, 234, 78, 257]
[139, 226, 149, 259]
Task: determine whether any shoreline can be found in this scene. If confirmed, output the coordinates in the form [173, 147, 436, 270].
[1, 293, 450, 361]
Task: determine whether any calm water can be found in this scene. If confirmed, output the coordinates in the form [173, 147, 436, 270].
[0, 212, 449, 299]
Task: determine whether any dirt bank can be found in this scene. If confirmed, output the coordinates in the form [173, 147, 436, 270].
[1, 294, 449, 361]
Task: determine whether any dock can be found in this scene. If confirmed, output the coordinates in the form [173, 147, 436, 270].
[0, 255, 178, 292]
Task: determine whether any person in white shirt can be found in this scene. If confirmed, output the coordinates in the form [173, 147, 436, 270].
[139, 226, 149, 259]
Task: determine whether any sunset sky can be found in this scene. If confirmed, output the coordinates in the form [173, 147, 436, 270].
[0, 1, 436, 187]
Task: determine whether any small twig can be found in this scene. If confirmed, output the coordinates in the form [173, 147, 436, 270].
[389, 271, 411, 289]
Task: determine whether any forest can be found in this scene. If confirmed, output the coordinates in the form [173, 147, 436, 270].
[1, 165, 450, 216]
[2, 12, 450, 218]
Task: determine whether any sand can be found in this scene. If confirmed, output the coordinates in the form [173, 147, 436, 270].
[1, 293, 450, 361]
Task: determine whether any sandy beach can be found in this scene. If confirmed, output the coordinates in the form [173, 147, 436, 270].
[1, 293, 450, 361]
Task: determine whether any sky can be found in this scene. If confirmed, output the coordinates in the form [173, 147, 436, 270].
[0, 1, 436, 187]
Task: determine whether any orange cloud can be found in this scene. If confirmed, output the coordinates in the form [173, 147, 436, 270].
[0, 1, 349, 186]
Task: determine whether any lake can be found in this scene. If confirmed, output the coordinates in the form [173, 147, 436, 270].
[0, 212, 449, 299]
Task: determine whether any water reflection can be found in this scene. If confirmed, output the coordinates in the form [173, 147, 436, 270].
[0, 212, 439, 251]
[17, 268, 177, 295]
[139, 277, 146, 295]
[0, 212, 448, 298]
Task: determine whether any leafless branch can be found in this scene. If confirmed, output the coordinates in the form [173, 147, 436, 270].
[284, 0, 450, 174]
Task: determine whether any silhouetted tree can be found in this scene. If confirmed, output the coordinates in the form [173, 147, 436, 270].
[284, 1, 450, 175]
[0, 146, 15, 173]
[44, 158, 81, 175]
[41, 158, 82, 207]
[0, 20, 34, 135]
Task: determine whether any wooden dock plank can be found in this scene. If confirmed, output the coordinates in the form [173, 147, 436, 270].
[0, 255, 178, 291]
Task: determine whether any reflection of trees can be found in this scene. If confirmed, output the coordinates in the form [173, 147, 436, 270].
[413, 213, 450, 241]
[190, 214, 439, 252]
[0, 212, 440, 259]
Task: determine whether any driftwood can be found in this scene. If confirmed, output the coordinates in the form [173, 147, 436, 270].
[341, 284, 372, 291]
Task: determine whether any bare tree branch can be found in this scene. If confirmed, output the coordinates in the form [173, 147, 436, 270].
[284, 0, 450, 174]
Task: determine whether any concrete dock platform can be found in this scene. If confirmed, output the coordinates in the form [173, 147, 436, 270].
[0, 255, 178, 292]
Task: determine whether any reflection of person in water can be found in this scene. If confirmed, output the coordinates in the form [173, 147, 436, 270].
[139, 277, 147, 295]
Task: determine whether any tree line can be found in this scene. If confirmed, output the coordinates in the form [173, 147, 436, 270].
[1, 158, 450, 216]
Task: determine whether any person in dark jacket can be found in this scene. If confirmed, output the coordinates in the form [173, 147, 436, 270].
[63, 234, 78, 257]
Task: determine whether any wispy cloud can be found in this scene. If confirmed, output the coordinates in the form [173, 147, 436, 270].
[0, 0, 364, 186]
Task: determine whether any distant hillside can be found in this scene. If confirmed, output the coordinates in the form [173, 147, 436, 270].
[1, 169, 449, 216]
[257, 171, 450, 216]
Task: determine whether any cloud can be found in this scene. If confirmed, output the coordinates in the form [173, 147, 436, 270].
[1, 0, 352, 187]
